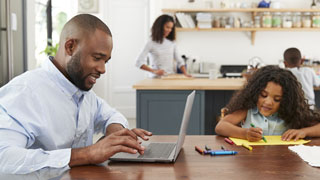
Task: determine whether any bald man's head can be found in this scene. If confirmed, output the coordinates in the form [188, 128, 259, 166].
[53, 14, 113, 91]
[59, 14, 112, 45]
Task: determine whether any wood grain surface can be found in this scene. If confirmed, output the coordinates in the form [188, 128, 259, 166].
[62, 135, 320, 180]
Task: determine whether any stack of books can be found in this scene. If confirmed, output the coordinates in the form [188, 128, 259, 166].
[196, 13, 212, 28]
[175, 13, 196, 28]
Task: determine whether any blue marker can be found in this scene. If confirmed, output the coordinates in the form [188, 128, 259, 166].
[204, 150, 225, 155]
[210, 151, 238, 156]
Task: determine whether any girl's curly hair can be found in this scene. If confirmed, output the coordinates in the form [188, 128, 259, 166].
[225, 65, 320, 129]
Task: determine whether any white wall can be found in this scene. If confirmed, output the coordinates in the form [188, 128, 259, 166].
[94, 0, 149, 118]
[26, 0, 36, 70]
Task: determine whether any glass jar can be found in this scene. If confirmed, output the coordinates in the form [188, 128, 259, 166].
[234, 17, 241, 28]
[226, 16, 234, 28]
[220, 16, 227, 28]
[282, 12, 292, 28]
[272, 12, 282, 28]
[262, 12, 272, 28]
[213, 17, 220, 28]
[302, 12, 312, 28]
[254, 16, 261, 28]
[292, 12, 302, 28]
[312, 12, 320, 28]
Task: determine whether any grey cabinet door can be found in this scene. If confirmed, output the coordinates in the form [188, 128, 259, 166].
[137, 90, 205, 135]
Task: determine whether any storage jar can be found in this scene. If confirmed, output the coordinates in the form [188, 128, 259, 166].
[292, 12, 302, 28]
[262, 12, 272, 28]
[302, 12, 312, 28]
[282, 12, 292, 28]
[272, 12, 281, 28]
[312, 12, 320, 28]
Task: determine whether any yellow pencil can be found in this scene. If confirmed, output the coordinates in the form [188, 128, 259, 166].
[242, 143, 253, 151]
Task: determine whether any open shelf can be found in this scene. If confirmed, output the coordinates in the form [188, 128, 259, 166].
[163, 8, 320, 13]
[164, 8, 320, 45]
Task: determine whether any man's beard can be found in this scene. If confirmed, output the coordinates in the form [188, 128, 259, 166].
[66, 52, 91, 91]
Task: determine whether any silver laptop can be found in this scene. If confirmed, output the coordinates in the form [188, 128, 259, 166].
[110, 90, 195, 163]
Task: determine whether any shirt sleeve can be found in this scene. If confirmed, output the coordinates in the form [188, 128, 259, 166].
[135, 40, 152, 68]
[93, 96, 129, 135]
[0, 121, 71, 174]
[311, 69, 320, 87]
[0, 84, 71, 174]
[173, 42, 185, 68]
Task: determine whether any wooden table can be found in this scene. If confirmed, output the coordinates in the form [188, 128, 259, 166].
[62, 135, 320, 180]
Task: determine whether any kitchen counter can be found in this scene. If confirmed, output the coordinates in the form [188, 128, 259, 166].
[133, 78, 246, 90]
[133, 77, 320, 90]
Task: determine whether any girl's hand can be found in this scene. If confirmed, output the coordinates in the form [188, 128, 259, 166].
[246, 127, 264, 142]
[184, 73, 192, 78]
[282, 129, 306, 141]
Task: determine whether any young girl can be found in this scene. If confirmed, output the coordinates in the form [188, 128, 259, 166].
[215, 65, 320, 142]
[135, 14, 191, 78]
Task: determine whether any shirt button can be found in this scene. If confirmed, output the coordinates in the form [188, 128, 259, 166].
[265, 119, 267, 122]
[58, 162, 62, 166]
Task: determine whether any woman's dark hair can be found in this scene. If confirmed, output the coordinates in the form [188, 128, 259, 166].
[225, 65, 320, 129]
[151, 14, 175, 43]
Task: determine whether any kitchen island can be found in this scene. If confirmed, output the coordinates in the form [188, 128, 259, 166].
[133, 78, 320, 135]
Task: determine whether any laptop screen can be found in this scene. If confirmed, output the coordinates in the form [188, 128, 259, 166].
[174, 90, 195, 158]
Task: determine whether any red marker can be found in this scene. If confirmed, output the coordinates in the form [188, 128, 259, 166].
[224, 138, 234, 145]
[195, 146, 204, 154]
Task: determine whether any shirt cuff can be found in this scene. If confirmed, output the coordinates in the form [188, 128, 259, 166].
[104, 114, 129, 135]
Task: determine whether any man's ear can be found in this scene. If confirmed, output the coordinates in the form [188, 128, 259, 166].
[300, 59, 304, 65]
[283, 61, 288, 67]
[64, 39, 77, 56]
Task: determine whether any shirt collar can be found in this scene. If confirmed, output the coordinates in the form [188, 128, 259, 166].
[253, 106, 278, 118]
[42, 56, 88, 99]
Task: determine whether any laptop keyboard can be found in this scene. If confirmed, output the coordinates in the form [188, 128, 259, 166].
[138, 143, 175, 159]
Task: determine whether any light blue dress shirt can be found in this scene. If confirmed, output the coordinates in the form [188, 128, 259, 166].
[241, 107, 287, 135]
[0, 57, 128, 174]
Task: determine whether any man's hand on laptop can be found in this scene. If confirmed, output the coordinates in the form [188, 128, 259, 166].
[131, 128, 153, 154]
[131, 128, 153, 141]
[91, 128, 152, 163]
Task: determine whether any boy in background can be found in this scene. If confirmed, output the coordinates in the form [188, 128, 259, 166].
[283, 47, 320, 109]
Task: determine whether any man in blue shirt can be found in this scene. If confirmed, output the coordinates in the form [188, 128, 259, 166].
[0, 14, 151, 174]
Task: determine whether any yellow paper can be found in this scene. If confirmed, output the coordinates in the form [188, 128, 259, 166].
[229, 136, 311, 146]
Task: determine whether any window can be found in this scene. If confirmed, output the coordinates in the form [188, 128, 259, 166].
[34, 0, 77, 66]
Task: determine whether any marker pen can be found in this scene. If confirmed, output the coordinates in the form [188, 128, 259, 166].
[210, 151, 238, 156]
[195, 146, 204, 154]
[250, 123, 267, 143]
[242, 143, 253, 151]
[224, 138, 234, 145]
[205, 145, 211, 151]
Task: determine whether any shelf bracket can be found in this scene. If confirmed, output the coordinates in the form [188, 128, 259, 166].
[251, 31, 256, 45]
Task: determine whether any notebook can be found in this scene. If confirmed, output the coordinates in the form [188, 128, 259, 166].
[109, 90, 195, 163]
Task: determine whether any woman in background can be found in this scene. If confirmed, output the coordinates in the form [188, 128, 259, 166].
[135, 14, 191, 78]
